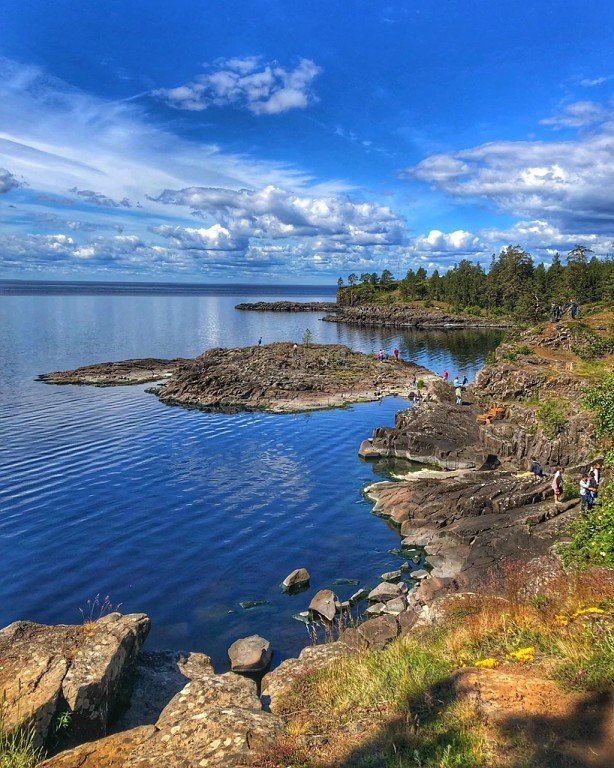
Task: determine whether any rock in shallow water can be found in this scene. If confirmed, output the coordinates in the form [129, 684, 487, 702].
[228, 635, 272, 674]
[308, 589, 340, 621]
[282, 567, 310, 591]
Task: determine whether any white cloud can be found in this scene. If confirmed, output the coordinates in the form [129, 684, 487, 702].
[0, 167, 22, 194]
[540, 100, 611, 129]
[69, 188, 133, 208]
[404, 114, 614, 231]
[152, 223, 247, 252]
[153, 57, 322, 115]
[580, 76, 610, 87]
[152, 184, 407, 245]
[412, 229, 485, 254]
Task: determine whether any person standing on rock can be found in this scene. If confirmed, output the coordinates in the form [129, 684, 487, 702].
[552, 466, 564, 504]
[462, 375, 468, 386]
[442, 369, 449, 381]
[580, 473, 593, 513]
[455, 384, 462, 405]
[393, 348, 400, 361]
[453, 375, 461, 388]
[258, 337, 262, 346]
[569, 299, 579, 319]
[292, 343, 298, 358]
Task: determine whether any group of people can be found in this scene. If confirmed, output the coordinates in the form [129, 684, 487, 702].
[550, 299, 579, 323]
[442, 369, 469, 405]
[547, 461, 602, 512]
[375, 348, 401, 361]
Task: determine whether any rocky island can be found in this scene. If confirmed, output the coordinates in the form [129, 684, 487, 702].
[235, 301, 337, 312]
[40, 342, 437, 413]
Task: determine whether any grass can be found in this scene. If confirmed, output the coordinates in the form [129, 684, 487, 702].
[0, 710, 42, 768]
[264, 567, 614, 768]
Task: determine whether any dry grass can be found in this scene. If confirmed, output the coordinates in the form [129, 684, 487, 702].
[262, 567, 614, 768]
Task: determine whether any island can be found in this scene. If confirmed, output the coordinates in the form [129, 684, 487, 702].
[39, 343, 437, 413]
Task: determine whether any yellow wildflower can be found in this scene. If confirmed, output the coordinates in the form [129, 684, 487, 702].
[474, 657, 498, 668]
[508, 647, 535, 662]
[571, 606, 606, 619]
[554, 614, 569, 626]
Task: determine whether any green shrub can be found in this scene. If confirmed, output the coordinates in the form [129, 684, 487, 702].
[536, 397, 567, 437]
[0, 717, 42, 768]
[562, 477, 579, 501]
[485, 350, 497, 365]
[501, 344, 532, 362]
[582, 373, 614, 441]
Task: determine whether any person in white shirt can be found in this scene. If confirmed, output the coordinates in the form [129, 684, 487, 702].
[552, 467, 564, 504]
[580, 473, 592, 513]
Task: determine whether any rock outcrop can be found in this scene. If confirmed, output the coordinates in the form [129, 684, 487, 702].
[38, 359, 187, 386]
[41, 343, 435, 413]
[0, 613, 149, 748]
[40, 662, 281, 768]
[235, 301, 337, 312]
[323, 304, 511, 329]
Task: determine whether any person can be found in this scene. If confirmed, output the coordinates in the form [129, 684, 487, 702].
[393, 348, 399, 361]
[442, 369, 449, 381]
[589, 461, 602, 505]
[292, 343, 298, 357]
[550, 303, 558, 323]
[529, 457, 543, 479]
[453, 375, 461, 388]
[555, 304, 563, 321]
[580, 473, 593, 513]
[462, 375, 468, 386]
[569, 299, 579, 319]
[455, 385, 462, 405]
[376, 349, 383, 361]
[258, 337, 262, 346]
[552, 466, 564, 504]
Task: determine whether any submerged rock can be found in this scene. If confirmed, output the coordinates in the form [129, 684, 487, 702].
[239, 599, 270, 610]
[331, 578, 360, 586]
[228, 635, 272, 674]
[349, 587, 370, 605]
[380, 569, 402, 582]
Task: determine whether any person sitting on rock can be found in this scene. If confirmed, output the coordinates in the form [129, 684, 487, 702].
[552, 466, 564, 504]
[529, 457, 544, 479]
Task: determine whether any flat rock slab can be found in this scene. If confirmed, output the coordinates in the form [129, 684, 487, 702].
[41, 667, 282, 768]
[228, 635, 272, 673]
[39, 358, 187, 386]
[0, 613, 149, 748]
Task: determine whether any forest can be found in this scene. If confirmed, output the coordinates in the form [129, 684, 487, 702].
[337, 245, 614, 319]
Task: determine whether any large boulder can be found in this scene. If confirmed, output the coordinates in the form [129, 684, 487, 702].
[0, 613, 149, 748]
[228, 635, 272, 674]
[367, 581, 406, 603]
[40, 666, 281, 768]
[308, 589, 339, 621]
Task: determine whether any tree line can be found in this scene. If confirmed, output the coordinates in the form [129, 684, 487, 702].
[337, 246, 614, 319]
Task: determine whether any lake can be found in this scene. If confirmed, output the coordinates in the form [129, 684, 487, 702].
[0, 281, 502, 669]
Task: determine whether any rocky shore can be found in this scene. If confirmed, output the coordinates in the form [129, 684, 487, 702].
[40, 343, 437, 413]
[322, 303, 512, 329]
[235, 301, 337, 312]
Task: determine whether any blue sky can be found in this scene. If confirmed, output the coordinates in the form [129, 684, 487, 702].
[1, 0, 613, 282]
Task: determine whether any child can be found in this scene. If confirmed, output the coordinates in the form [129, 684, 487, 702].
[455, 385, 462, 405]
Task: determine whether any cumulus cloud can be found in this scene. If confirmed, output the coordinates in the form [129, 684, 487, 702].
[412, 229, 485, 254]
[540, 100, 611, 129]
[152, 223, 247, 252]
[404, 116, 614, 231]
[0, 167, 22, 194]
[153, 57, 322, 115]
[152, 184, 407, 245]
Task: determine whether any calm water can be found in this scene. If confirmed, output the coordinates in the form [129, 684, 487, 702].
[0, 281, 502, 669]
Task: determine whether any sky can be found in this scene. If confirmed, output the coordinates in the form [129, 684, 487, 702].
[1, 0, 613, 283]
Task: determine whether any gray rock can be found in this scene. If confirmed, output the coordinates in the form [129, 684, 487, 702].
[383, 597, 407, 615]
[380, 569, 402, 582]
[308, 589, 339, 621]
[228, 635, 272, 673]
[0, 613, 150, 748]
[367, 581, 405, 603]
[349, 587, 370, 604]
[282, 567, 310, 590]
[411, 569, 430, 580]
[365, 602, 386, 616]
[357, 615, 399, 650]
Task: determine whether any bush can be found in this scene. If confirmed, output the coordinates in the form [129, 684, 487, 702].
[582, 373, 614, 441]
[416, 379, 426, 389]
[557, 500, 614, 569]
[502, 344, 532, 362]
[536, 397, 567, 437]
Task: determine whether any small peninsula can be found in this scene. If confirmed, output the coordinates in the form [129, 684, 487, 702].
[39, 343, 436, 413]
